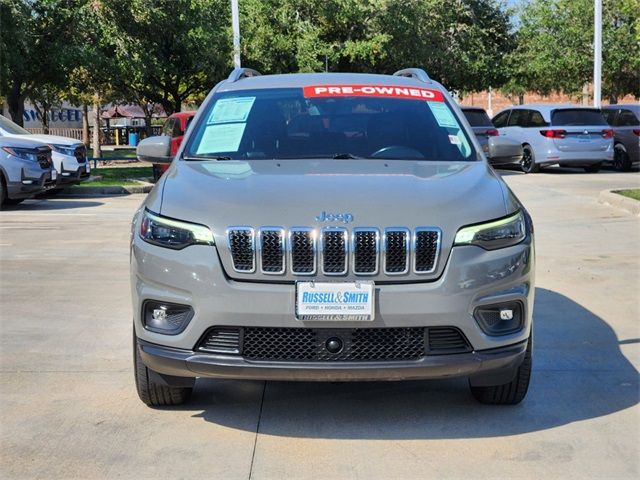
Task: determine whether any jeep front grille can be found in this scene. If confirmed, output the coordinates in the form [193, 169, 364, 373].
[321, 228, 347, 275]
[228, 227, 255, 272]
[259, 228, 285, 274]
[197, 326, 471, 360]
[227, 226, 441, 277]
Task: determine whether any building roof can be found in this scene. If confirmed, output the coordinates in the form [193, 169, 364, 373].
[101, 104, 167, 119]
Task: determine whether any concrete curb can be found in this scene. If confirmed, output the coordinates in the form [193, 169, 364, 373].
[60, 183, 153, 196]
[598, 189, 640, 216]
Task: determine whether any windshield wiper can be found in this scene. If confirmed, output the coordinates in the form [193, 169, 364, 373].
[183, 155, 232, 161]
[332, 153, 361, 159]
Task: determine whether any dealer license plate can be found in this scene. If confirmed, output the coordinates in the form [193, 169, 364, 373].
[296, 281, 375, 321]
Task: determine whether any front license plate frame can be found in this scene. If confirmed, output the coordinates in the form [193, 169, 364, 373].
[295, 281, 375, 321]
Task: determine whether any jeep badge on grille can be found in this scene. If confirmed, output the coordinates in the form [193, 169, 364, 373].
[315, 211, 354, 223]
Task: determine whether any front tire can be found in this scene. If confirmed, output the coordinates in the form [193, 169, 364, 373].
[0, 174, 6, 208]
[470, 337, 532, 405]
[520, 145, 539, 173]
[133, 331, 192, 406]
[613, 144, 631, 172]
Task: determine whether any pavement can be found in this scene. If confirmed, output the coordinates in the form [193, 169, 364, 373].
[1, 168, 639, 479]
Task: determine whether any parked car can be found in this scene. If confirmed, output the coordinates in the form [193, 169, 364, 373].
[461, 107, 523, 166]
[0, 114, 90, 188]
[151, 111, 196, 182]
[492, 105, 614, 173]
[601, 104, 640, 172]
[133, 67, 535, 407]
[0, 136, 57, 208]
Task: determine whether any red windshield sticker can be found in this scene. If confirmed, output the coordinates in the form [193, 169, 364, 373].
[303, 85, 444, 102]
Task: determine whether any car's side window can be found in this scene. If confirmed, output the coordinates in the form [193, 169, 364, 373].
[173, 119, 183, 137]
[602, 109, 618, 126]
[162, 118, 174, 136]
[492, 110, 510, 128]
[617, 109, 640, 127]
[529, 110, 548, 127]
[508, 109, 527, 127]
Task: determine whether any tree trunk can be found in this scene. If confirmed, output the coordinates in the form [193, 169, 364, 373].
[7, 83, 26, 126]
[144, 112, 153, 138]
[42, 106, 50, 134]
[608, 95, 618, 105]
[518, 94, 524, 105]
[82, 104, 90, 147]
[32, 101, 50, 133]
[92, 99, 102, 159]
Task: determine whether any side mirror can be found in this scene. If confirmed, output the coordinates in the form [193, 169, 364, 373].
[137, 135, 172, 163]
[487, 137, 523, 166]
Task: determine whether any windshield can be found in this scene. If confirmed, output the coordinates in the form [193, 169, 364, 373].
[551, 109, 607, 126]
[462, 109, 493, 127]
[0, 114, 31, 135]
[185, 87, 475, 161]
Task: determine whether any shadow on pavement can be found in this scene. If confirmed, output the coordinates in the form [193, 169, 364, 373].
[1, 199, 104, 211]
[186, 287, 639, 439]
[497, 165, 640, 176]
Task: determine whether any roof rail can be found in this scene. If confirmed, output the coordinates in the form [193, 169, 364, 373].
[227, 67, 261, 83]
[393, 68, 431, 83]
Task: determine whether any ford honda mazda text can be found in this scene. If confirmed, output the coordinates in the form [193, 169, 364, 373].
[132, 68, 535, 407]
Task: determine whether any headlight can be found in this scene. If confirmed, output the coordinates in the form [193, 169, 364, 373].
[139, 209, 214, 250]
[1, 146, 38, 162]
[49, 144, 76, 156]
[454, 211, 526, 250]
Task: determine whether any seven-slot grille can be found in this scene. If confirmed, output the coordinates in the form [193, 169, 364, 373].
[227, 226, 441, 276]
[197, 326, 472, 360]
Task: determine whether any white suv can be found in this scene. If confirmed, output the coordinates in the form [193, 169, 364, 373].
[0, 114, 90, 187]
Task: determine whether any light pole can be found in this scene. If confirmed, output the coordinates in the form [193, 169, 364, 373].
[231, 0, 241, 68]
[593, 0, 602, 107]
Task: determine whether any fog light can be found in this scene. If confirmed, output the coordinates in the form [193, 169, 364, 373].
[153, 308, 167, 322]
[474, 301, 523, 336]
[142, 300, 194, 335]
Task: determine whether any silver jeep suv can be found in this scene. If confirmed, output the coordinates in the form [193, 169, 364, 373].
[132, 68, 535, 407]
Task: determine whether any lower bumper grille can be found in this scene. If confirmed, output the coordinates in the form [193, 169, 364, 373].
[197, 326, 471, 361]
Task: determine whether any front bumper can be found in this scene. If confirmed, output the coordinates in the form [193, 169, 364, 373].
[138, 337, 528, 382]
[6, 169, 56, 199]
[57, 163, 90, 185]
[132, 232, 535, 353]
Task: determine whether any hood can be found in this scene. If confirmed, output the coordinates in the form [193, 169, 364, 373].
[20, 133, 81, 146]
[0, 135, 50, 149]
[157, 159, 512, 281]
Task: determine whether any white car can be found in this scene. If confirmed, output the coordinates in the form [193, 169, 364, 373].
[492, 105, 614, 173]
[0, 114, 90, 187]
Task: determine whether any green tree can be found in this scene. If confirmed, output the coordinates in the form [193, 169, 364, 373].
[380, 0, 513, 92]
[0, 0, 78, 125]
[96, 0, 231, 115]
[504, 0, 639, 102]
[240, 0, 512, 93]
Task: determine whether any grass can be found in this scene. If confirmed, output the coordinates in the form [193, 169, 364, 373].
[73, 166, 152, 187]
[87, 148, 137, 159]
[616, 189, 640, 201]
